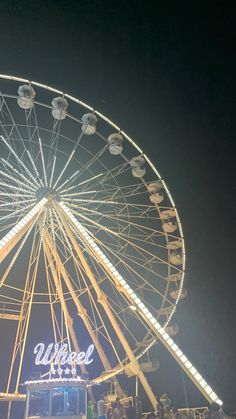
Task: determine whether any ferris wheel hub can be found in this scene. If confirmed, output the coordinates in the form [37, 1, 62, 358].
[35, 186, 58, 201]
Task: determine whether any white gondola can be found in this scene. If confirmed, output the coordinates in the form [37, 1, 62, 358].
[167, 272, 182, 281]
[160, 208, 176, 220]
[157, 305, 174, 316]
[147, 181, 162, 193]
[165, 323, 179, 336]
[108, 133, 123, 155]
[167, 240, 183, 250]
[169, 253, 183, 265]
[17, 85, 35, 109]
[170, 288, 187, 300]
[149, 192, 164, 204]
[162, 221, 177, 233]
[132, 166, 146, 178]
[81, 113, 97, 135]
[130, 156, 146, 178]
[51, 97, 68, 120]
[139, 359, 160, 373]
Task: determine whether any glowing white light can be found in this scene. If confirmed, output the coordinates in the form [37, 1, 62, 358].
[171, 343, 178, 351]
[190, 367, 197, 375]
[200, 379, 207, 388]
[185, 361, 192, 369]
[34, 342, 94, 366]
[0, 198, 47, 250]
[180, 355, 188, 363]
[0, 136, 40, 187]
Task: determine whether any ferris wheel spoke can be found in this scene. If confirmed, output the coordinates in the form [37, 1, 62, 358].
[0, 202, 36, 223]
[26, 103, 50, 185]
[66, 203, 171, 256]
[38, 137, 48, 186]
[89, 235, 168, 285]
[52, 132, 84, 189]
[0, 135, 40, 188]
[84, 232, 173, 307]
[26, 149, 44, 187]
[49, 156, 56, 187]
[54, 146, 107, 193]
[0, 199, 36, 209]
[59, 158, 128, 196]
[0, 180, 35, 196]
[0, 158, 39, 191]
[61, 182, 148, 202]
[0, 168, 36, 193]
[65, 202, 166, 240]
[46, 117, 63, 171]
[63, 206, 173, 267]
[56, 172, 104, 194]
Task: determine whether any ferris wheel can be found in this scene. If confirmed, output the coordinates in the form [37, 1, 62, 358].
[0, 75, 221, 409]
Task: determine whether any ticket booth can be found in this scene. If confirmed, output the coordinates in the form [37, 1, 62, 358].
[24, 378, 87, 419]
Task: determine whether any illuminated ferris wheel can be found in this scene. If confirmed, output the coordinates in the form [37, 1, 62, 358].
[0, 75, 221, 409]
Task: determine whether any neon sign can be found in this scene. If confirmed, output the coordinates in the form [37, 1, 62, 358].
[34, 343, 94, 366]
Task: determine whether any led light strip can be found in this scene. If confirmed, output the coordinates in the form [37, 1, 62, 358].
[25, 377, 84, 385]
[0, 392, 26, 400]
[1, 158, 38, 190]
[0, 198, 48, 250]
[59, 201, 223, 406]
[0, 135, 40, 187]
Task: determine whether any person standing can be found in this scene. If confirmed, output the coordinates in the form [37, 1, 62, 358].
[112, 399, 124, 419]
[160, 394, 171, 412]
[126, 400, 136, 419]
[97, 395, 106, 419]
[88, 401, 95, 419]
[107, 404, 114, 419]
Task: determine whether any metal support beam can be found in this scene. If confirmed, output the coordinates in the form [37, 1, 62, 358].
[55, 202, 158, 408]
[0, 313, 24, 321]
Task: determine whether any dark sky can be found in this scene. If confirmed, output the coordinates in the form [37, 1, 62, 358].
[0, 0, 235, 414]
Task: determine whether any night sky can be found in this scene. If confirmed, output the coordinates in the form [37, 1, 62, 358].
[0, 0, 235, 415]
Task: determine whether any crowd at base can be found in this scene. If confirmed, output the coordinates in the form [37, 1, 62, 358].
[88, 394, 225, 419]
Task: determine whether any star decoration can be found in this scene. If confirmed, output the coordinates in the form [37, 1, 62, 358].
[65, 367, 70, 375]
[71, 367, 77, 375]
[58, 366, 63, 375]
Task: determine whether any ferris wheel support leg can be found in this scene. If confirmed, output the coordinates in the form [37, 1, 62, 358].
[0, 198, 47, 264]
[43, 229, 124, 396]
[5, 234, 41, 397]
[0, 220, 34, 265]
[42, 237, 95, 401]
[55, 204, 158, 408]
